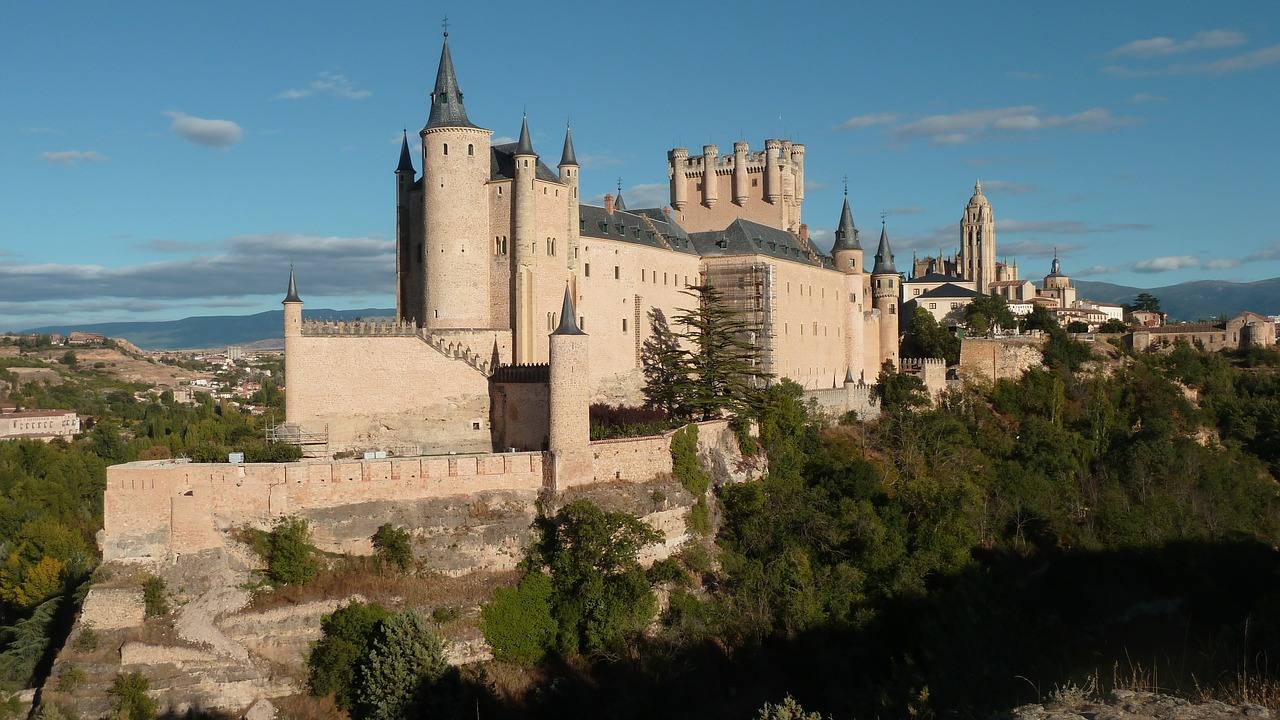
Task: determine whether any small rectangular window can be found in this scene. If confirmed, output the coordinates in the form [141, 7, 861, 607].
[585, 263, 591, 277]
[642, 269, 646, 281]
[443, 144, 448, 155]
[614, 266, 620, 279]
[622, 318, 628, 332]
[580, 219, 586, 231]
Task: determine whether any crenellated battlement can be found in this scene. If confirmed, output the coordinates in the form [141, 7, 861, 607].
[302, 318, 416, 336]
[490, 363, 549, 383]
[901, 357, 947, 368]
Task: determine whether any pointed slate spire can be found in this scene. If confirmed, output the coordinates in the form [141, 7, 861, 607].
[559, 125, 578, 166]
[552, 285, 586, 335]
[283, 265, 301, 303]
[396, 130, 415, 174]
[844, 367, 855, 384]
[614, 179, 626, 212]
[515, 114, 535, 156]
[426, 33, 477, 129]
[832, 194, 860, 251]
[872, 222, 896, 275]
[1049, 249, 1063, 277]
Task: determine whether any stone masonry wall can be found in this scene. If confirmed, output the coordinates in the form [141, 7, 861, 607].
[805, 381, 881, 422]
[588, 419, 732, 485]
[958, 336, 1046, 383]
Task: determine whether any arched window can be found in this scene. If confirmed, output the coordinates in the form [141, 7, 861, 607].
[467, 144, 474, 156]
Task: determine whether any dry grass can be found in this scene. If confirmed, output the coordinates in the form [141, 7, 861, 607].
[247, 555, 517, 617]
[272, 693, 347, 720]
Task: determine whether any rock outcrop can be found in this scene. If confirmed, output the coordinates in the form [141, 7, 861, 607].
[1005, 690, 1270, 720]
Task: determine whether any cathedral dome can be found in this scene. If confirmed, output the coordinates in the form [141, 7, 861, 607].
[967, 180, 990, 207]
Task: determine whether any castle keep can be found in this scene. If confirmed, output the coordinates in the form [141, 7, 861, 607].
[283, 33, 897, 458]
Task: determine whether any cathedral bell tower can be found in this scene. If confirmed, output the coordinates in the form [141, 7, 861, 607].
[960, 180, 996, 295]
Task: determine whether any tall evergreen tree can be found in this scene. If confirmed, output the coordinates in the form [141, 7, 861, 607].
[640, 308, 691, 418]
[674, 284, 766, 420]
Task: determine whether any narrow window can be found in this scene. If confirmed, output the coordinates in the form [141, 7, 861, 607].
[443, 143, 448, 155]
[585, 263, 591, 277]
[642, 269, 646, 282]
[579, 316, 585, 329]
[614, 266, 620, 279]
[468, 144, 474, 155]
[622, 318, 628, 332]
[580, 219, 586, 231]
[502, 237, 507, 254]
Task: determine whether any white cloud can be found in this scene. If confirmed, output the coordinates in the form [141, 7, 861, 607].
[492, 135, 517, 145]
[40, 150, 107, 166]
[836, 113, 899, 130]
[1105, 43, 1280, 77]
[1129, 92, 1167, 103]
[1133, 255, 1200, 273]
[1205, 258, 1241, 270]
[165, 111, 243, 149]
[893, 105, 1135, 144]
[980, 179, 1035, 194]
[1107, 29, 1246, 58]
[887, 206, 925, 215]
[1077, 265, 1122, 276]
[999, 220, 1152, 234]
[578, 153, 622, 167]
[1245, 242, 1280, 262]
[277, 71, 372, 100]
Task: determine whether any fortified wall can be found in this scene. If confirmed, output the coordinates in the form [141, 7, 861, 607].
[804, 375, 881, 421]
[958, 335, 1047, 384]
[103, 420, 738, 570]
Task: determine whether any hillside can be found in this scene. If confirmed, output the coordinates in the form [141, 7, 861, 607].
[20, 308, 395, 350]
[1075, 277, 1280, 320]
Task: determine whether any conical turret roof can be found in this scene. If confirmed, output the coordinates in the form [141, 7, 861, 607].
[515, 114, 535, 156]
[559, 125, 578, 166]
[552, 286, 586, 336]
[872, 223, 896, 275]
[832, 195, 860, 251]
[395, 130, 415, 174]
[283, 266, 301, 303]
[425, 35, 478, 130]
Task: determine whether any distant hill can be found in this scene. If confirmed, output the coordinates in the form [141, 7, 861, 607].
[21, 308, 395, 350]
[1074, 278, 1280, 321]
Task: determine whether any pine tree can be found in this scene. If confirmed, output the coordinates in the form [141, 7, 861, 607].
[674, 284, 766, 420]
[640, 308, 691, 418]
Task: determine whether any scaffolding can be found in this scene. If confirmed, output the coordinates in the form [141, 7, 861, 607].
[266, 420, 329, 458]
[702, 261, 776, 378]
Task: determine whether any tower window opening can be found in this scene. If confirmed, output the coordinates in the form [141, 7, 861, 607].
[467, 144, 474, 155]
[585, 263, 591, 277]
[443, 144, 448, 155]
[579, 316, 585, 329]
[614, 266, 620, 279]
[502, 237, 507, 254]
[580, 219, 586, 231]
[622, 318, 628, 332]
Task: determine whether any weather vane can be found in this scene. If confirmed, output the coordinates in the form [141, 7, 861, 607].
[843, 174, 848, 196]
[442, 15, 449, 37]
[880, 209, 887, 223]
[617, 177, 622, 195]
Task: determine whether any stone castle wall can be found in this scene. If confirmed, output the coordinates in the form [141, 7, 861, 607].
[958, 336, 1046, 383]
[805, 382, 881, 422]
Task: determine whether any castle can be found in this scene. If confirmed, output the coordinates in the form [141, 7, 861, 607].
[281, 33, 912, 458]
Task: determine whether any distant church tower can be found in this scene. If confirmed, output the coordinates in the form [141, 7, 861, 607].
[871, 221, 899, 369]
[959, 180, 996, 295]
[421, 31, 494, 330]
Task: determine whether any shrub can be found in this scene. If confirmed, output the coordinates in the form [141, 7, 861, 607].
[480, 572, 556, 665]
[687, 495, 711, 536]
[371, 524, 413, 572]
[265, 517, 318, 586]
[589, 403, 677, 439]
[109, 672, 156, 720]
[430, 606, 460, 624]
[356, 609, 449, 720]
[670, 424, 709, 496]
[72, 626, 98, 653]
[242, 441, 303, 463]
[142, 575, 168, 618]
[756, 695, 825, 720]
[307, 601, 390, 712]
[646, 557, 687, 586]
[57, 664, 85, 692]
[137, 445, 171, 461]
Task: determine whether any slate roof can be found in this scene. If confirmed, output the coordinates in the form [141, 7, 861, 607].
[690, 218, 830, 267]
[490, 143, 561, 183]
[915, 283, 979, 300]
[559, 127, 578, 166]
[396, 131, 415, 175]
[515, 115, 535, 155]
[578, 205, 699, 254]
[552, 287, 586, 335]
[908, 271, 966, 284]
[871, 224, 896, 274]
[283, 266, 301, 303]
[832, 196, 860, 251]
[425, 37, 479, 130]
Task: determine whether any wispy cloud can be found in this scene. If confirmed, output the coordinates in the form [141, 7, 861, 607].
[999, 220, 1152, 234]
[277, 71, 372, 100]
[1205, 258, 1241, 270]
[836, 113, 899, 131]
[1105, 43, 1280, 77]
[1133, 255, 1200, 273]
[1129, 92, 1167, 103]
[492, 135, 517, 145]
[1107, 29, 1246, 58]
[1245, 241, 1280, 262]
[0, 233, 392, 306]
[588, 183, 667, 209]
[578, 153, 622, 167]
[1000, 241, 1080, 257]
[887, 206, 925, 215]
[980, 179, 1035, 194]
[40, 150, 107, 166]
[891, 105, 1136, 144]
[165, 111, 243, 149]
[1077, 265, 1122, 277]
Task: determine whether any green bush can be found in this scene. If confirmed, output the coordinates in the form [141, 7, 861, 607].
[72, 626, 98, 653]
[356, 609, 449, 720]
[430, 606, 460, 624]
[265, 517, 318, 586]
[671, 424, 709, 496]
[371, 524, 413, 572]
[307, 601, 390, 712]
[480, 572, 556, 665]
[646, 557, 687, 586]
[142, 575, 167, 618]
[108, 672, 156, 720]
[57, 664, 85, 692]
[756, 695, 825, 720]
[687, 496, 711, 536]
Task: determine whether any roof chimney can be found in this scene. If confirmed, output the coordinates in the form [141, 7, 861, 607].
[798, 223, 810, 245]
[603, 193, 615, 215]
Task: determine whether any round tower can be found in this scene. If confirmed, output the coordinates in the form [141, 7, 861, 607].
[512, 114, 538, 362]
[731, 141, 749, 204]
[791, 143, 806, 203]
[701, 144, 719, 206]
[282, 267, 303, 422]
[559, 125, 580, 271]
[831, 189, 862, 275]
[548, 287, 591, 488]
[394, 130, 417, 325]
[421, 33, 493, 330]
[668, 147, 689, 210]
[871, 222, 900, 369]
[764, 139, 782, 203]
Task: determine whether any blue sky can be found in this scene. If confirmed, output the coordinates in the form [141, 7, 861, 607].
[2, 0, 1278, 329]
